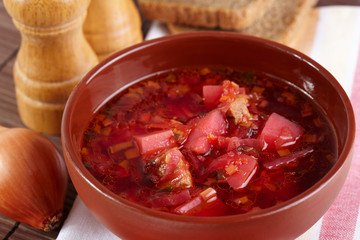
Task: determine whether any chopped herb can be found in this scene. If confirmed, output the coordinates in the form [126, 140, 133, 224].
[232, 71, 255, 85]
[260, 113, 269, 119]
[165, 73, 176, 82]
[197, 112, 206, 118]
[146, 160, 157, 168]
[157, 187, 173, 193]
[84, 131, 97, 141]
[211, 169, 226, 181]
[83, 161, 93, 169]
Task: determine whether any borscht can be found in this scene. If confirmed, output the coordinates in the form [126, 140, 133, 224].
[80, 67, 337, 216]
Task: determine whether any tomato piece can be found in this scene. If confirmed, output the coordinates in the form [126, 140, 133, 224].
[203, 82, 246, 109]
[221, 80, 246, 102]
[184, 110, 227, 154]
[259, 113, 304, 150]
[133, 129, 177, 154]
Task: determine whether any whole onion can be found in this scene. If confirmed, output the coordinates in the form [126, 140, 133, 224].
[0, 126, 68, 231]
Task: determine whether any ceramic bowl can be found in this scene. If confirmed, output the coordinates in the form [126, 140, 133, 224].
[61, 32, 355, 240]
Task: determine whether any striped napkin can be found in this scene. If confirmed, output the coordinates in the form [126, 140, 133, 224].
[297, 6, 360, 240]
[57, 6, 360, 240]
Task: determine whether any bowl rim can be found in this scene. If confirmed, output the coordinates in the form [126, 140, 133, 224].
[61, 31, 356, 224]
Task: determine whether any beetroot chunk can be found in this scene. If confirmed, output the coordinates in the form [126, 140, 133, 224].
[133, 129, 177, 154]
[203, 85, 223, 107]
[184, 110, 227, 154]
[205, 152, 258, 190]
[263, 147, 314, 170]
[259, 113, 304, 150]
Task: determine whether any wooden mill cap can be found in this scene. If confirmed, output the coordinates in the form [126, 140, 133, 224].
[4, 0, 91, 28]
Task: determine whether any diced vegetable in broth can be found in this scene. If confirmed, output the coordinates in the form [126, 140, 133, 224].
[144, 148, 193, 190]
[133, 129, 177, 154]
[173, 188, 218, 215]
[263, 147, 314, 170]
[259, 112, 304, 150]
[227, 137, 265, 151]
[184, 110, 227, 154]
[150, 190, 191, 208]
[81, 67, 337, 216]
[203, 85, 223, 106]
[205, 151, 258, 190]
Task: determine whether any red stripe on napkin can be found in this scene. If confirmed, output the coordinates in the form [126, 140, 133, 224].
[319, 42, 360, 240]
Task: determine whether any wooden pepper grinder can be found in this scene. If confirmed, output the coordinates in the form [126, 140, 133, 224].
[83, 0, 143, 61]
[4, 0, 98, 134]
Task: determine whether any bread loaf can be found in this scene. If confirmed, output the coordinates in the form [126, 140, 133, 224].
[138, 0, 276, 30]
[167, 0, 318, 46]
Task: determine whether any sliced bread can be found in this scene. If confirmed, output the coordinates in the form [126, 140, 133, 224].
[288, 9, 319, 54]
[138, 0, 276, 30]
[167, 0, 317, 47]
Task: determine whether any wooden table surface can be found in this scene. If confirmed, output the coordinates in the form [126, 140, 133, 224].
[0, 0, 359, 239]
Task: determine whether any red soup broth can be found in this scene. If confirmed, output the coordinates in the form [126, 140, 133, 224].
[80, 67, 337, 216]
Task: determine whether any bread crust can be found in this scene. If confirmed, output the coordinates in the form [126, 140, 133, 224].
[167, 0, 318, 50]
[138, 0, 276, 30]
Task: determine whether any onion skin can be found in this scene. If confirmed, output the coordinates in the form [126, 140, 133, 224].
[0, 126, 68, 231]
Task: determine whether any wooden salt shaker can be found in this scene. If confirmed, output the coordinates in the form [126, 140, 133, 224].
[4, 0, 98, 134]
[83, 0, 143, 61]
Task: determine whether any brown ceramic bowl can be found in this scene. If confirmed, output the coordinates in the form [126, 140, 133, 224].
[61, 32, 355, 240]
